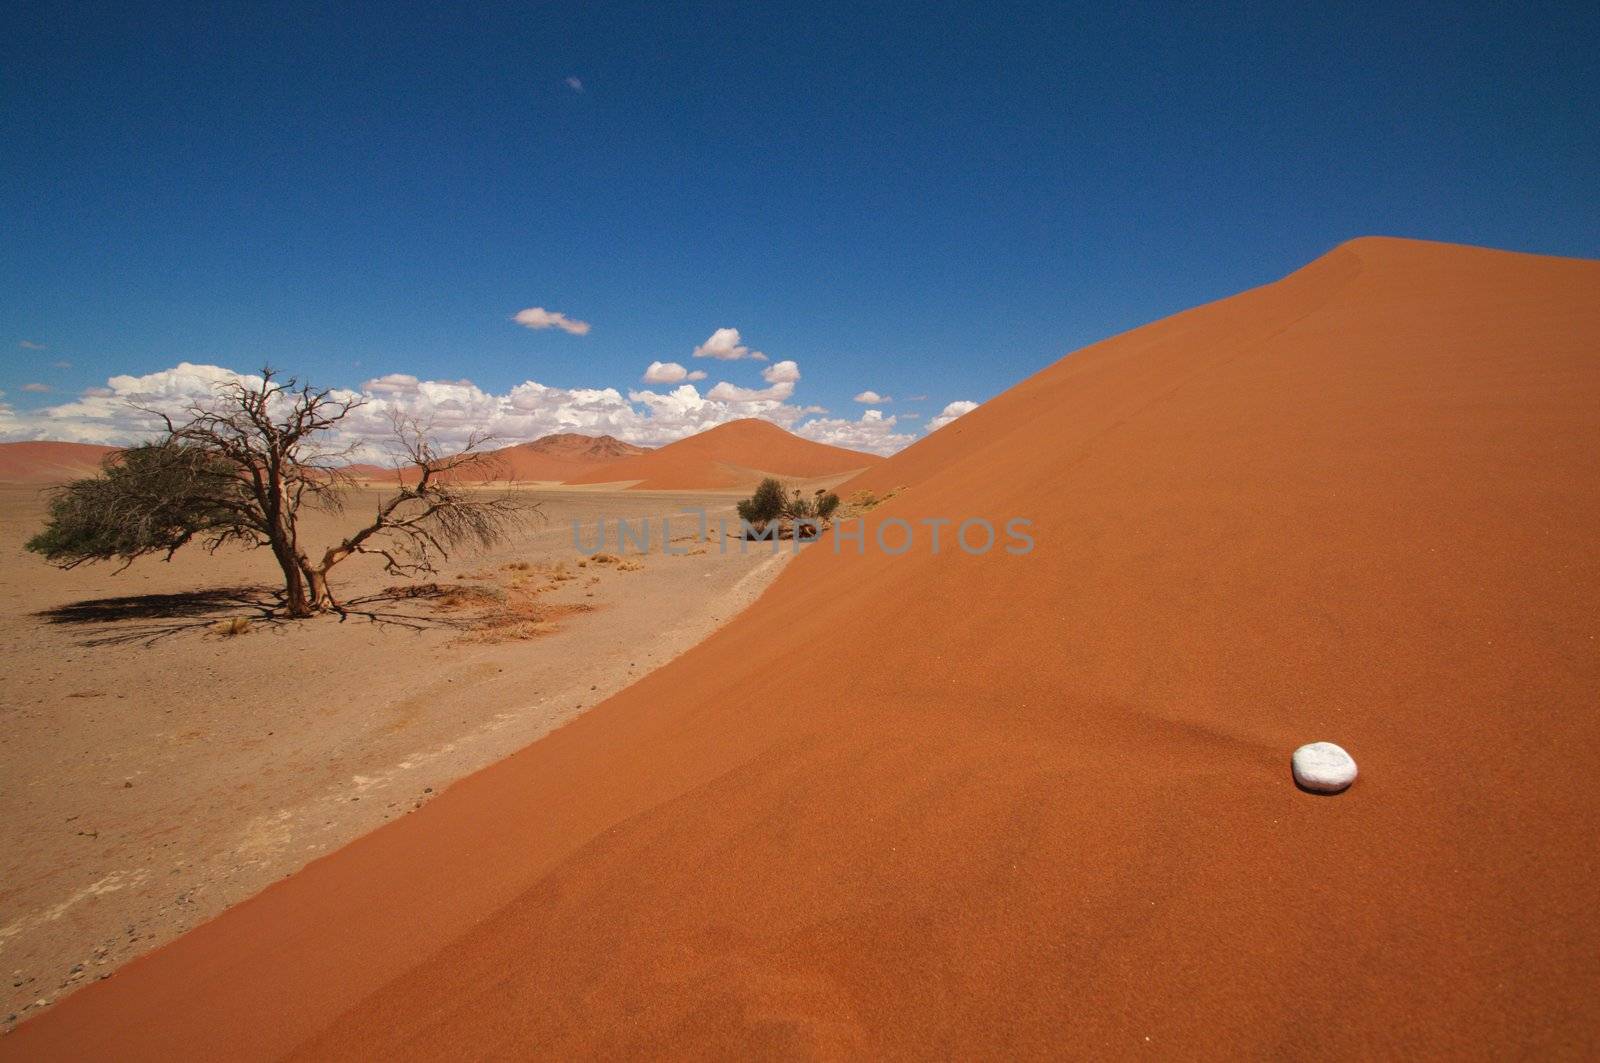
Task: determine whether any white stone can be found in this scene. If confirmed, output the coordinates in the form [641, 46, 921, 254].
[1292, 742, 1357, 793]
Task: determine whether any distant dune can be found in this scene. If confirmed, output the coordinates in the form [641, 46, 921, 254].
[564, 417, 881, 489]
[12, 238, 1600, 1058]
[343, 433, 650, 484]
[0, 441, 118, 483]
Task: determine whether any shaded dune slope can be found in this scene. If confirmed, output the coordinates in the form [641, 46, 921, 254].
[9, 238, 1600, 1059]
[565, 417, 881, 489]
[0, 441, 118, 483]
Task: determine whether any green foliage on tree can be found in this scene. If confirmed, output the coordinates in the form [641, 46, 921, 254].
[733, 478, 842, 535]
[26, 443, 246, 569]
[736, 477, 787, 525]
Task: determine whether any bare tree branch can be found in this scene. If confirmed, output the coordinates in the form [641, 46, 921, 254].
[28, 367, 537, 618]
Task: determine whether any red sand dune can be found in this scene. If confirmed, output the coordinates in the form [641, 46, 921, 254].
[564, 417, 881, 489]
[0, 441, 118, 483]
[9, 238, 1600, 1059]
[343, 433, 650, 484]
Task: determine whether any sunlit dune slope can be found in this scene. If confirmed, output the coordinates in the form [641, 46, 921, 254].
[341, 432, 650, 484]
[564, 417, 881, 489]
[10, 238, 1600, 1060]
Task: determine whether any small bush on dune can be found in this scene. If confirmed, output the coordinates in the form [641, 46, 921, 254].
[735, 478, 841, 538]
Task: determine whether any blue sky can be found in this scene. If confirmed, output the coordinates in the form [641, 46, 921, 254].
[3, 1, 1597, 453]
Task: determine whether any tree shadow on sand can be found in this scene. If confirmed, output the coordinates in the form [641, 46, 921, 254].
[37, 584, 473, 647]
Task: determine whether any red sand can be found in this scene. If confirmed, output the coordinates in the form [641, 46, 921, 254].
[0, 441, 117, 483]
[565, 417, 881, 489]
[8, 238, 1599, 1058]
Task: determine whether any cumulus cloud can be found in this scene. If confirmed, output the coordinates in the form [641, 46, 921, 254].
[852, 389, 890, 403]
[642, 360, 706, 384]
[795, 410, 917, 456]
[0, 361, 884, 458]
[21, 383, 51, 393]
[18, 340, 47, 350]
[362, 372, 421, 395]
[706, 379, 795, 403]
[761, 360, 800, 384]
[692, 327, 766, 361]
[512, 307, 591, 336]
[0, 362, 262, 446]
[926, 399, 979, 433]
[564, 76, 584, 93]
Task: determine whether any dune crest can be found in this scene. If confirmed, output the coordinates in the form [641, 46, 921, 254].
[8, 237, 1600, 1059]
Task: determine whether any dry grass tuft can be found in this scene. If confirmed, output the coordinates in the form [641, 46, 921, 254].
[459, 599, 595, 644]
[840, 486, 905, 518]
[433, 585, 506, 610]
[212, 617, 253, 636]
[617, 559, 644, 572]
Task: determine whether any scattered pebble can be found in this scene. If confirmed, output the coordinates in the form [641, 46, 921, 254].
[1292, 742, 1357, 794]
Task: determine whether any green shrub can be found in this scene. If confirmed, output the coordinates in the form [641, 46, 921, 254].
[27, 444, 245, 567]
[734, 479, 842, 536]
[735, 477, 786, 525]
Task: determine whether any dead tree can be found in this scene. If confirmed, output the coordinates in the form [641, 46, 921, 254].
[27, 367, 534, 617]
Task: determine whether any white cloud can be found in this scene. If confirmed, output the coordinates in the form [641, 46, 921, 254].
[642, 360, 706, 384]
[362, 372, 421, 395]
[852, 389, 890, 403]
[761, 360, 800, 384]
[21, 383, 51, 393]
[703, 358, 800, 402]
[692, 327, 766, 361]
[0, 363, 262, 445]
[52, 360, 72, 369]
[564, 76, 584, 93]
[0, 361, 886, 458]
[512, 307, 591, 336]
[705, 379, 795, 403]
[926, 399, 979, 433]
[18, 340, 47, 350]
[795, 410, 917, 456]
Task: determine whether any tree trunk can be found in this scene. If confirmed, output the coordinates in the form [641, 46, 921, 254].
[306, 566, 336, 611]
[272, 543, 315, 617]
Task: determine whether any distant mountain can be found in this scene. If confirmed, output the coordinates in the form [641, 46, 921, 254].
[0, 441, 119, 483]
[564, 418, 882, 490]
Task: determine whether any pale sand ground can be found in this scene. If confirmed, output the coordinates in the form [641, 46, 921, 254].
[0, 483, 800, 1026]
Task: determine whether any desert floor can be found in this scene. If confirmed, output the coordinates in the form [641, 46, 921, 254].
[0, 484, 794, 1027]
